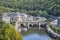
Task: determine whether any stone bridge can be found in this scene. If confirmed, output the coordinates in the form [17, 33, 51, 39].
[20, 21, 46, 29]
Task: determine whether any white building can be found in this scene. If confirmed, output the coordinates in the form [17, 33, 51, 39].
[2, 12, 47, 24]
[51, 19, 58, 26]
[57, 17, 60, 26]
[2, 13, 10, 23]
[9, 12, 21, 23]
[2, 12, 29, 23]
[51, 17, 60, 27]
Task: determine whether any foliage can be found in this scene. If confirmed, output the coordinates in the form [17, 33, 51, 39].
[11, 22, 16, 26]
[48, 22, 60, 34]
[0, 0, 60, 16]
[0, 21, 23, 40]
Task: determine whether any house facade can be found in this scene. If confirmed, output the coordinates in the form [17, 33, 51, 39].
[2, 13, 10, 23]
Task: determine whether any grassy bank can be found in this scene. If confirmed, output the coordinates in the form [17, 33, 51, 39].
[48, 22, 60, 34]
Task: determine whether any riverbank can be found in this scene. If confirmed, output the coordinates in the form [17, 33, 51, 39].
[46, 25, 60, 39]
[49, 24, 60, 35]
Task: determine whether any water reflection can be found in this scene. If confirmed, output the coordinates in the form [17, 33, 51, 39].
[21, 29, 52, 40]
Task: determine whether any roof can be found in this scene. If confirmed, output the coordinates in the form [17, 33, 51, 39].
[2, 13, 9, 17]
[9, 12, 20, 16]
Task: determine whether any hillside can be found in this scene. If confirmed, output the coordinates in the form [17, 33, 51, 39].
[0, 0, 60, 16]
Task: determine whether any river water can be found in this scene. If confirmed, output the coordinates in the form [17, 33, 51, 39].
[21, 29, 52, 40]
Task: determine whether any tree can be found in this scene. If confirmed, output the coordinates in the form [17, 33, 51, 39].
[0, 0, 60, 16]
[0, 21, 23, 40]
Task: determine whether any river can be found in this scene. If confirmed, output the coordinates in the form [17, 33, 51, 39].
[21, 29, 52, 40]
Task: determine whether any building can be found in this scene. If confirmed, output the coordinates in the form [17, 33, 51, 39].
[1, 12, 47, 32]
[31, 16, 47, 22]
[57, 17, 60, 26]
[51, 17, 60, 27]
[1, 12, 47, 24]
[2, 13, 10, 23]
[2, 12, 29, 23]
[51, 19, 58, 26]
[9, 12, 21, 23]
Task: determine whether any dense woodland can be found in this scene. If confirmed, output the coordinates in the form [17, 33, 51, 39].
[0, 0, 60, 17]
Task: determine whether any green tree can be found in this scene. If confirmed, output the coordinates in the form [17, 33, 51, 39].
[0, 21, 23, 40]
[0, 0, 60, 16]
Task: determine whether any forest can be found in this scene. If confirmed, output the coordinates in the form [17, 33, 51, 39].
[0, 0, 60, 17]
